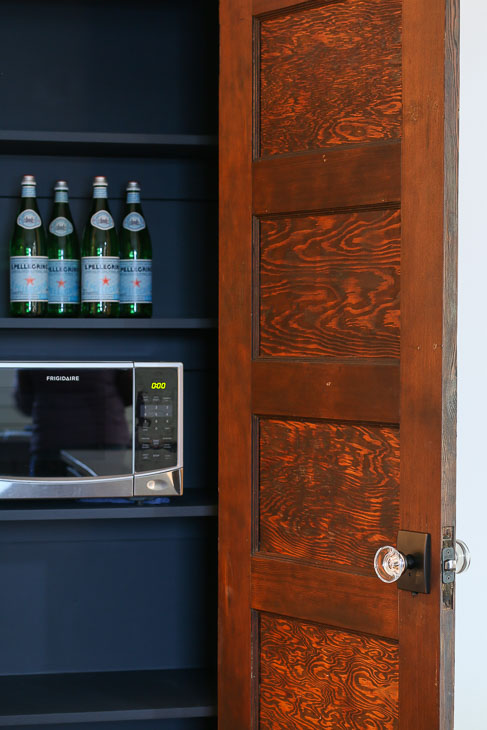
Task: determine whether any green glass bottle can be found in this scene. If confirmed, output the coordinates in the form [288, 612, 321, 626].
[81, 176, 119, 317]
[119, 181, 152, 317]
[48, 181, 80, 317]
[9, 175, 48, 317]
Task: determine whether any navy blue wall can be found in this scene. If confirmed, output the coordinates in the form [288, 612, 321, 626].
[0, 0, 219, 723]
[0, 0, 218, 136]
[0, 518, 217, 675]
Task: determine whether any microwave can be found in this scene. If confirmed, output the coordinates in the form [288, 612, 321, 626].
[0, 362, 183, 499]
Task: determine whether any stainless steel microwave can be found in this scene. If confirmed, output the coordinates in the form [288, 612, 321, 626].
[0, 362, 183, 499]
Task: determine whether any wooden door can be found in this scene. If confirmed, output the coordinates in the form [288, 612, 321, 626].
[219, 0, 458, 728]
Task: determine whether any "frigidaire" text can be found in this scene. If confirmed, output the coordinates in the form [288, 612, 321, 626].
[46, 375, 80, 381]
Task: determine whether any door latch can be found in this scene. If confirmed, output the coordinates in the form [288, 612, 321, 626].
[442, 528, 471, 608]
[442, 538, 471, 584]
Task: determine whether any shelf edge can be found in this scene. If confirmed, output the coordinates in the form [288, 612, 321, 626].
[0, 130, 218, 147]
[0, 705, 217, 726]
[0, 318, 218, 330]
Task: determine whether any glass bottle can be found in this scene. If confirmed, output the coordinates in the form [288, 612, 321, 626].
[48, 181, 80, 317]
[81, 176, 119, 317]
[10, 174, 48, 317]
[119, 181, 152, 317]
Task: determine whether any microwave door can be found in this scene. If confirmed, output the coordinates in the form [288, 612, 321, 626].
[0, 364, 135, 499]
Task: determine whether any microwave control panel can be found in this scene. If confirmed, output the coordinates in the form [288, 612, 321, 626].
[134, 365, 181, 473]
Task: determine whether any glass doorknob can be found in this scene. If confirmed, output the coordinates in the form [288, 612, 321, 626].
[374, 545, 415, 583]
[455, 539, 471, 574]
[374, 531, 430, 593]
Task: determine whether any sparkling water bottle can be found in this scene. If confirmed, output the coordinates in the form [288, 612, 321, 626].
[119, 181, 152, 317]
[81, 176, 119, 317]
[10, 175, 48, 317]
[48, 180, 80, 317]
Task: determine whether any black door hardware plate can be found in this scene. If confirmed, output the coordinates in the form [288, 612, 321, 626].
[397, 530, 431, 594]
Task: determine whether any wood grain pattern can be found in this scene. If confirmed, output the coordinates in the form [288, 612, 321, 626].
[258, 613, 399, 729]
[221, 0, 457, 726]
[253, 141, 401, 216]
[219, 1, 253, 729]
[252, 556, 398, 639]
[252, 361, 400, 423]
[258, 418, 399, 573]
[258, 209, 400, 359]
[253, 0, 312, 15]
[399, 0, 459, 727]
[440, 1, 459, 726]
[258, 0, 402, 156]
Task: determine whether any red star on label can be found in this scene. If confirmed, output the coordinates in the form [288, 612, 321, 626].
[57, 280, 65, 288]
[133, 279, 141, 287]
[102, 277, 110, 285]
[26, 277, 34, 285]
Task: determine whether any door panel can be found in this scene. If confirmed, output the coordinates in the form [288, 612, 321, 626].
[258, 209, 401, 360]
[259, 613, 399, 730]
[258, 0, 402, 154]
[258, 418, 400, 572]
[220, 0, 458, 728]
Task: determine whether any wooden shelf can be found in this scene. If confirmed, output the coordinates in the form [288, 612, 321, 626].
[0, 317, 217, 330]
[0, 130, 218, 157]
[0, 668, 216, 725]
[0, 489, 217, 521]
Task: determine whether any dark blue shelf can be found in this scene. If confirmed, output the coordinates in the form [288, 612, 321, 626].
[0, 318, 217, 330]
[0, 131, 218, 158]
[0, 668, 216, 726]
[0, 490, 217, 521]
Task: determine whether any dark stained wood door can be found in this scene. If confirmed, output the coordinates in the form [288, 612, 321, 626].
[219, 0, 458, 728]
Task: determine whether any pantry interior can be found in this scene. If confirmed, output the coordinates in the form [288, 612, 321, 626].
[0, 1, 219, 728]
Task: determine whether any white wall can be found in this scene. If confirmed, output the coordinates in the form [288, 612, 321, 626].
[455, 2, 487, 727]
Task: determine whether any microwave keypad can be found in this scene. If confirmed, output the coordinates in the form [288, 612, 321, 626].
[135, 367, 179, 472]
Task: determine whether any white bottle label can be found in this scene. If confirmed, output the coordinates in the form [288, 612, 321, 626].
[123, 212, 146, 232]
[81, 256, 120, 302]
[49, 217, 74, 237]
[17, 209, 42, 229]
[120, 259, 152, 303]
[21, 186, 36, 198]
[90, 210, 114, 230]
[10, 256, 48, 302]
[49, 259, 80, 304]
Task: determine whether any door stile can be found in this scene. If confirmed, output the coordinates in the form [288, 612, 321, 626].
[400, 1, 459, 727]
[219, 0, 253, 728]
[441, 1, 460, 724]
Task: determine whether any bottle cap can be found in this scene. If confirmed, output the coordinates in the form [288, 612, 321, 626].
[54, 180, 68, 191]
[21, 175, 36, 185]
[126, 181, 141, 192]
[93, 176, 108, 186]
